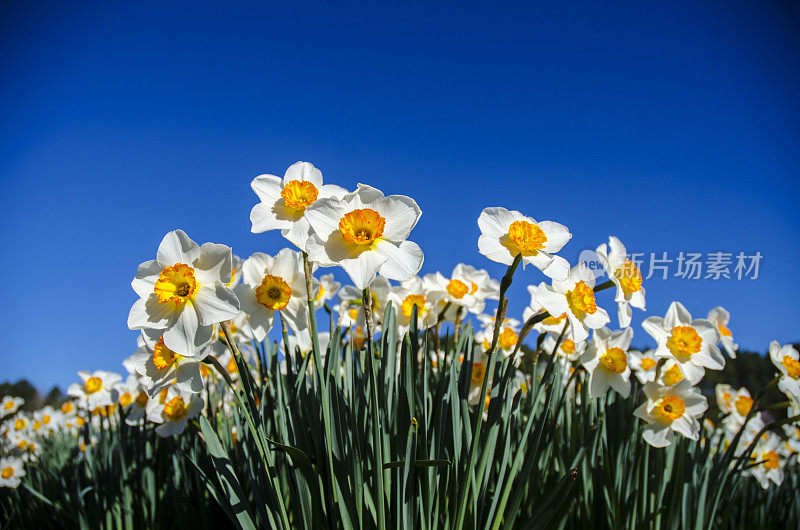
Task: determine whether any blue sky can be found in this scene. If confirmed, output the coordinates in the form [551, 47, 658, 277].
[1, 1, 799, 389]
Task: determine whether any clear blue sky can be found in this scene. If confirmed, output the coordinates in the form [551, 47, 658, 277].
[2, 1, 799, 389]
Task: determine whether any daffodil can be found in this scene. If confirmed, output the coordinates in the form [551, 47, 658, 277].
[580, 327, 633, 398]
[67, 371, 122, 409]
[0, 457, 25, 488]
[477, 207, 571, 280]
[746, 431, 784, 489]
[595, 236, 645, 328]
[707, 307, 737, 358]
[338, 277, 391, 323]
[532, 263, 610, 343]
[250, 161, 348, 250]
[728, 387, 754, 427]
[642, 301, 723, 383]
[128, 230, 240, 355]
[634, 380, 708, 447]
[235, 248, 314, 339]
[132, 328, 211, 396]
[715, 383, 735, 414]
[424, 264, 499, 316]
[542, 332, 585, 362]
[0, 397, 24, 419]
[475, 314, 521, 356]
[313, 273, 341, 309]
[769, 341, 800, 397]
[149, 388, 205, 437]
[627, 349, 659, 384]
[305, 184, 423, 290]
[387, 276, 440, 330]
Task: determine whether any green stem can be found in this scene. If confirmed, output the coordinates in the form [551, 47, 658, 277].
[454, 253, 521, 530]
[363, 286, 386, 530]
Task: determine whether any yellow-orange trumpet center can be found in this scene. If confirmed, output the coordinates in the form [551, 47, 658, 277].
[256, 275, 292, 310]
[339, 208, 385, 246]
[85, 377, 103, 394]
[661, 364, 684, 386]
[446, 279, 469, 299]
[600, 347, 627, 374]
[498, 328, 518, 350]
[762, 450, 780, 470]
[614, 260, 642, 294]
[666, 326, 702, 361]
[281, 180, 319, 210]
[163, 396, 189, 420]
[506, 220, 547, 255]
[640, 358, 657, 371]
[652, 395, 685, 423]
[566, 281, 597, 316]
[401, 294, 427, 319]
[153, 338, 182, 370]
[154, 263, 198, 305]
[781, 356, 800, 379]
[1, 467, 14, 479]
[735, 395, 753, 416]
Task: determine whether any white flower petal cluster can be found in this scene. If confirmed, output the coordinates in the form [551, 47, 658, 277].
[306, 184, 424, 290]
[128, 229, 240, 355]
[478, 207, 571, 280]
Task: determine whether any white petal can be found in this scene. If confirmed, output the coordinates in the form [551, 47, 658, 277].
[250, 174, 283, 202]
[283, 161, 323, 187]
[373, 195, 421, 242]
[305, 198, 346, 240]
[194, 284, 240, 326]
[157, 230, 200, 267]
[250, 201, 290, 233]
[539, 221, 572, 253]
[376, 240, 424, 283]
[541, 255, 570, 281]
[478, 234, 515, 266]
[194, 243, 232, 283]
[477, 207, 515, 238]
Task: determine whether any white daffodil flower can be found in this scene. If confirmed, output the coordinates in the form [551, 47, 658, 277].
[249, 161, 348, 251]
[634, 380, 708, 448]
[707, 307, 737, 358]
[475, 314, 520, 356]
[580, 327, 634, 398]
[769, 341, 800, 398]
[533, 263, 610, 344]
[0, 457, 25, 488]
[32, 407, 58, 435]
[747, 432, 784, 489]
[235, 248, 315, 340]
[67, 370, 122, 409]
[542, 332, 585, 362]
[132, 328, 211, 397]
[477, 207, 571, 280]
[627, 349, 659, 384]
[715, 383, 735, 414]
[149, 388, 205, 438]
[0, 397, 24, 419]
[306, 184, 423, 290]
[338, 277, 391, 323]
[387, 276, 440, 331]
[595, 236, 645, 328]
[313, 273, 341, 309]
[728, 387, 754, 428]
[642, 301, 723, 384]
[424, 264, 499, 317]
[128, 230, 240, 355]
